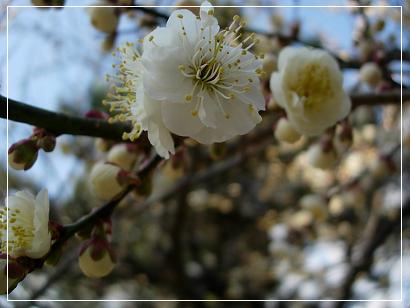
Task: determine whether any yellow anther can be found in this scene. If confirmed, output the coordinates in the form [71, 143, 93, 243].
[185, 95, 192, 101]
[177, 14, 183, 18]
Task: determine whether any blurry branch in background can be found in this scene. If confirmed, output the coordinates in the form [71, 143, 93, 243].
[335, 197, 409, 306]
[1, 91, 407, 142]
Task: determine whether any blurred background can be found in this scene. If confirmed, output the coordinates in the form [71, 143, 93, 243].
[0, 0, 409, 305]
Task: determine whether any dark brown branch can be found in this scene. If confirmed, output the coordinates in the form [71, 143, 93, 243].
[0, 95, 130, 141]
[1, 91, 407, 143]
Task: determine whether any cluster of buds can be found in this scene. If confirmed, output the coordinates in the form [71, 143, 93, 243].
[78, 220, 116, 278]
[8, 128, 56, 171]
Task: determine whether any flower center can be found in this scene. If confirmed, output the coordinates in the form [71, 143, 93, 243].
[0, 207, 34, 255]
[291, 63, 333, 109]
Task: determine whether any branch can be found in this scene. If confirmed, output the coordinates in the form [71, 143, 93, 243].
[334, 198, 409, 306]
[59, 153, 161, 241]
[0, 95, 130, 141]
[1, 91, 406, 142]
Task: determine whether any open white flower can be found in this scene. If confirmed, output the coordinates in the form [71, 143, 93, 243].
[105, 1, 265, 158]
[270, 47, 351, 136]
[0, 189, 52, 259]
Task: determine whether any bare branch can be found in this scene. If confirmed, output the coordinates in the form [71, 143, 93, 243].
[1, 91, 406, 143]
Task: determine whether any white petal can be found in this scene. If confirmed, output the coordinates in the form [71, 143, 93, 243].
[161, 102, 203, 136]
[198, 94, 218, 128]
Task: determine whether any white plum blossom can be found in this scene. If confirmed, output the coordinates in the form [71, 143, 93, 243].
[270, 47, 351, 136]
[105, 1, 265, 158]
[0, 190, 52, 259]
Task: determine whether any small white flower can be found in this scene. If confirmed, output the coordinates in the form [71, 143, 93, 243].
[105, 1, 265, 158]
[270, 47, 351, 136]
[0, 189, 52, 259]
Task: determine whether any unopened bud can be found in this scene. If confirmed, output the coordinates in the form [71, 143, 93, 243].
[89, 6, 118, 34]
[8, 139, 39, 171]
[299, 194, 327, 222]
[78, 239, 115, 278]
[289, 210, 313, 230]
[274, 117, 301, 144]
[107, 144, 137, 171]
[360, 62, 383, 87]
[307, 141, 337, 170]
[89, 162, 124, 201]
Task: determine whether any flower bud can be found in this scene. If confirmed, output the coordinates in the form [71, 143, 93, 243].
[89, 6, 119, 34]
[107, 144, 137, 171]
[299, 194, 327, 221]
[0, 255, 26, 294]
[289, 210, 313, 230]
[78, 239, 115, 278]
[274, 117, 301, 144]
[89, 162, 124, 201]
[307, 141, 337, 170]
[359, 62, 383, 87]
[8, 139, 39, 171]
